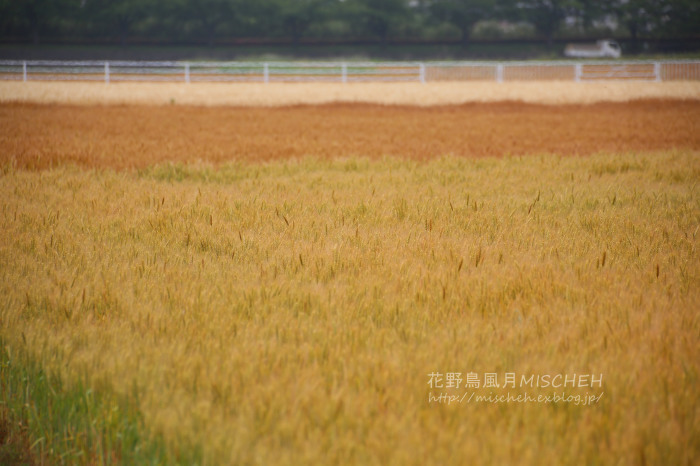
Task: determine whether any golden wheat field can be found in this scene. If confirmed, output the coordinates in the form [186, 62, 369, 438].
[1, 82, 699, 465]
[2, 100, 700, 171]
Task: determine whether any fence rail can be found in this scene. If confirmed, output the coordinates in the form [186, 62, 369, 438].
[2, 60, 699, 83]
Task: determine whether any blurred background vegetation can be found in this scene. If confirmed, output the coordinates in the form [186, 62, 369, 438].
[0, 0, 698, 59]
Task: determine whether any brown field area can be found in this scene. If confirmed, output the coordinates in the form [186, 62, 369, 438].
[2, 99, 699, 170]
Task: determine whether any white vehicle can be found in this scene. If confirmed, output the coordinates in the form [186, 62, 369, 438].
[564, 40, 622, 59]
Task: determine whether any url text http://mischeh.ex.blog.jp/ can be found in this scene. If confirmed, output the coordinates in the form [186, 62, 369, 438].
[428, 372, 604, 406]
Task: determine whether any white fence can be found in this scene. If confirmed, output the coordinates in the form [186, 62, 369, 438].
[1, 60, 699, 83]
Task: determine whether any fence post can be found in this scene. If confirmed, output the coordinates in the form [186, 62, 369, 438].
[654, 62, 661, 82]
[342, 63, 347, 83]
[264, 63, 269, 84]
[496, 63, 504, 83]
[574, 63, 582, 82]
[419, 63, 426, 84]
[185, 63, 190, 83]
[23, 61, 27, 82]
[105, 62, 110, 84]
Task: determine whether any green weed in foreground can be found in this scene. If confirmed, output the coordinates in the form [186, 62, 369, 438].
[0, 151, 699, 464]
[0, 342, 202, 465]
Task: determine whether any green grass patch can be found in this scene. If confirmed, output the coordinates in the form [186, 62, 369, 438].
[0, 341, 203, 465]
